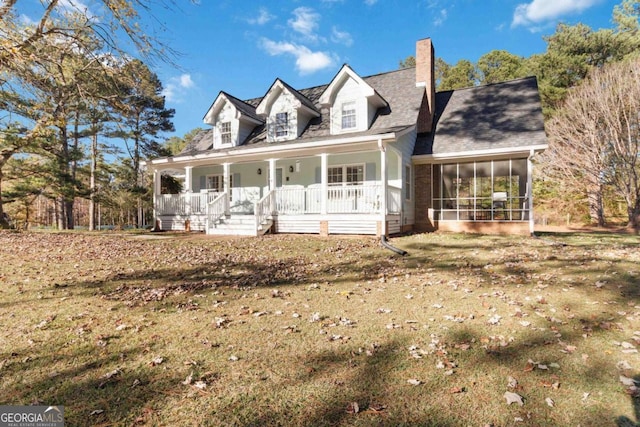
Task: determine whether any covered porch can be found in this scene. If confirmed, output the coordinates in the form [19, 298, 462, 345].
[150, 143, 410, 236]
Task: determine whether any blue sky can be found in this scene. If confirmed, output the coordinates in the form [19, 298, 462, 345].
[153, 0, 618, 139]
[19, 0, 621, 140]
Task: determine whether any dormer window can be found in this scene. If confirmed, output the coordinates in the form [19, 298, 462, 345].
[275, 112, 289, 137]
[341, 101, 356, 130]
[220, 122, 232, 145]
[319, 65, 388, 135]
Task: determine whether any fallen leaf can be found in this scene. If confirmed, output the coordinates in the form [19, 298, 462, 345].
[450, 386, 465, 393]
[90, 410, 104, 416]
[407, 378, 422, 386]
[504, 391, 524, 406]
[507, 376, 518, 389]
[182, 373, 193, 385]
[545, 397, 555, 407]
[346, 402, 359, 414]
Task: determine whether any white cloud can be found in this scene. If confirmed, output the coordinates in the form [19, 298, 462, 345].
[260, 38, 336, 75]
[433, 8, 448, 26]
[364, 0, 378, 5]
[512, 0, 602, 28]
[247, 7, 274, 25]
[331, 27, 353, 46]
[162, 73, 196, 103]
[58, 0, 95, 18]
[288, 7, 321, 40]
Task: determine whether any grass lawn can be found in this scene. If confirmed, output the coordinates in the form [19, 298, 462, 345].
[1, 230, 639, 426]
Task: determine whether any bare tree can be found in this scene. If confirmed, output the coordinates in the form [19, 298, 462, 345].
[543, 57, 640, 229]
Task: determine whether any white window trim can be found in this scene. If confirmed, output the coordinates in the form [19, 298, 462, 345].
[340, 100, 357, 131]
[206, 174, 234, 195]
[274, 112, 289, 139]
[327, 163, 366, 186]
[219, 121, 232, 146]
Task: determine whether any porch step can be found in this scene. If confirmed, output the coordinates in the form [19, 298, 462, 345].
[207, 216, 272, 236]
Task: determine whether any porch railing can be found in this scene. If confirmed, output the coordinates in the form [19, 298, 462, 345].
[158, 184, 402, 217]
[157, 191, 220, 215]
[206, 192, 228, 227]
[254, 190, 275, 230]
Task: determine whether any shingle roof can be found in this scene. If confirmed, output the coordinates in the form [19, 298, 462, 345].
[181, 66, 424, 155]
[413, 77, 547, 156]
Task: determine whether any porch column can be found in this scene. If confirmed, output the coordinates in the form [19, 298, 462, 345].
[380, 140, 388, 236]
[153, 169, 161, 227]
[320, 153, 328, 215]
[223, 162, 231, 215]
[528, 149, 534, 235]
[184, 166, 193, 216]
[184, 166, 193, 193]
[268, 159, 277, 191]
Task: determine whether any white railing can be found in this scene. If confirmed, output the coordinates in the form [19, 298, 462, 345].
[327, 183, 381, 214]
[206, 192, 228, 227]
[158, 184, 399, 217]
[254, 190, 275, 231]
[275, 186, 321, 214]
[274, 184, 383, 214]
[157, 191, 220, 215]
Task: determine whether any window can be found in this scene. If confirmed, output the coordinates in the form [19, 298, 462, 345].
[432, 159, 529, 222]
[341, 101, 356, 129]
[206, 174, 234, 200]
[275, 112, 288, 137]
[220, 122, 231, 145]
[328, 165, 364, 185]
[328, 167, 343, 185]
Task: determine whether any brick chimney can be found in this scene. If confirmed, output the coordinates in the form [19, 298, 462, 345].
[416, 38, 435, 133]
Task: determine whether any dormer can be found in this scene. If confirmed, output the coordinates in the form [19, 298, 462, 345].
[256, 79, 320, 143]
[319, 64, 388, 135]
[203, 92, 263, 149]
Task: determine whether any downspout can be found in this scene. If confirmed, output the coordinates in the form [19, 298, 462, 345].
[528, 149, 535, 237]
[379, 138, 387, 237]
[378, 138, 407, 255]
[381, 235, 408, 256]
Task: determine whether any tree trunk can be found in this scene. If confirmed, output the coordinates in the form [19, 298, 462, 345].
[0, 166, 9, 229]
[587, 185, 605, 227]
[89, 130, 97, 231]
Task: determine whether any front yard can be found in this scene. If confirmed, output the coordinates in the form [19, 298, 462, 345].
[0, 230, 639, 426]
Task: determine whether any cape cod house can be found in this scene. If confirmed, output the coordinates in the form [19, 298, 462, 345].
[146, 38, 548, 236]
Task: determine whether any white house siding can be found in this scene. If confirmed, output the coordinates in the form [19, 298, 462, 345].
[330, 77, 369, 134]
[269, 90, 298, 142]
[212, 103, 236, 149]
[390, 129, 418, 228]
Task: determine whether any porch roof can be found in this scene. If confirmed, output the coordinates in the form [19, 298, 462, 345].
[413, 77, 548, 157]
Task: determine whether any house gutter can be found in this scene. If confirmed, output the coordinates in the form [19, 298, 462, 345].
[144, 132, 399, 168]
[412, 144, 548, 164]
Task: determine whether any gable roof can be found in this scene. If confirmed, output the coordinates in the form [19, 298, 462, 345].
[203, 91, 263, 125]
[318, 64, 388, 109]
[255, 78, 320, 117]
[413, 77, 547, 157]
[181, 66, 424, 155]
